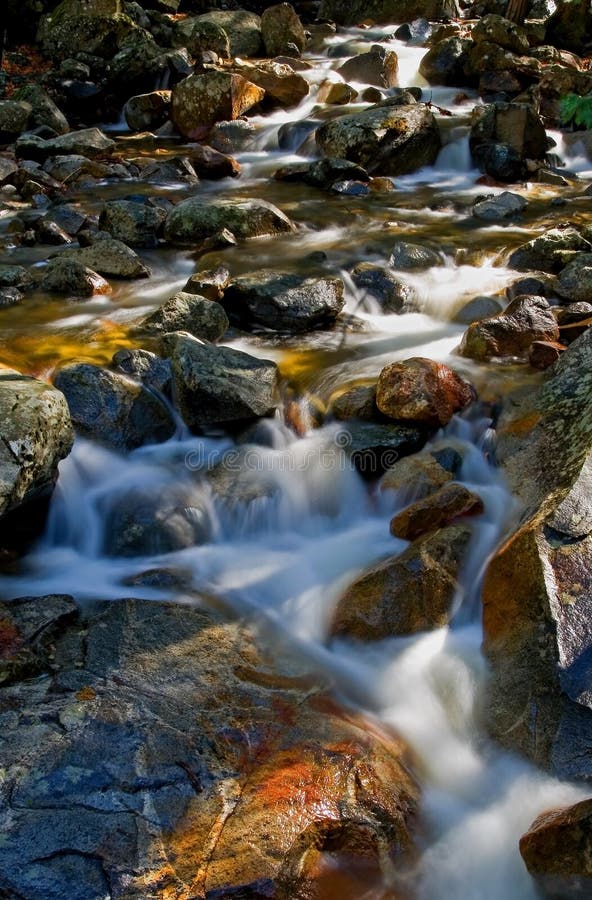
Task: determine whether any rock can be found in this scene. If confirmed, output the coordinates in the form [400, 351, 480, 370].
[112, 348, 172, 396]
[472, 190, 527, 220]
[471, 14, 530, 54]
[35, 217, 74, 245]
[139, 291, 229, 341]
[380, 451, 454, 500]
[508, 228, 592, 274]
[520, 800, 592, 898]
[339, 421, 427, 479]
[124, 90, 172, 132]
[190, 10, 263, 57]
[208, 118, 257, 154]
[546, 0, 592, 54]
[12, 84, 69, 135]
[187, 144, 240, 179]
[376, 357, 475, 426]
[140, 156, 199, 185]
[331, 525, 472, 640]
[261, 3, 306, 57]
[351, 263, 418, 313]
[40, 258, 110, 297]
[0, 287, 23, 307]
[0, 370, 73, 525]
[331, 385, 377, 421]
[106, 33, 170, 100]
[320, 81, 359, 104]
[161, 331, 279, 429]
[275, 157, 370, 191]
[164, 197, 293, 245]
[53, 364, 175, 452]
[556, 254, 592, 304]
[0, 594, 78, 686]
[0, 101, 31, 140]
[37, 0, 140, 60]
[390, 482, 484, 540]
[186, 18, 231, 59]
[470, 102, 548, 182]
[454, 295, 504, 324]
[337, 46, 399, 88]
[41, 153, 105, 183]
[0, 157, 18, 185]
[529, 339, 565, 369]
[171, 71, 265, 138]
[318, 0, 457, 25]
[0, 265, 33, 289]
[0, 598, 417, 898]
[507, 276, 550, 300]
[184, 265, 230, 300]
[233, 60, 309, 109]
[222, 271, 345, 332]
[315, 104, 441, 177]
[98, 199, 167, 248]
[389, 240, 441, 271]
[459, 295, 560, 361]
[15, 127, 115, 161]
[418, 37, 473, 87]
[60, 238, 150, 279]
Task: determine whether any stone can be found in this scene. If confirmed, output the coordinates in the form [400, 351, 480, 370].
[184, 265, 230, 300]
[42, 154, 106, 183]
[351, 263, 418, 313]
[471, 14, 530, 54]
[0, 265, 32, 289]
[472, 190, 527, 220]
[171, 71, 265, 138]
[529, 339, 565, 369]
[556, 254, 592, 304]
[161, 331, 279, 429]
[0, 101, 31, 139]
[459, 295, 560, 361]
[37, 0, 140, 60]
[315, 104, 441, 177]
[0, 369, 73, 523]
[331, 525, 472, 640]
[380, 452, 454, 500]
[418, 36, 473, 87]
[453, 295, 504, 324]
[232, 61, 309, 109]
[186, 19, 231, 59]
[470, 102, 548, 182]
[190, 10, 262, 58]
[208, 119, 257, 154]
[222, 271, 345, 332]
[376, 357, 475, 427]
[124, 90, 172, 132]
[0, 287, 23, 307]
[0, 157, 18, 185]
[98, 199, 167, 248]
[53, 364, 175, 452]
[318, 0, 458, 25]
[140, 156, 199, 185]
[320, 82, 359, 105]
[339, 421, 427, 479]
[261, 3, 307, 57]
[40, 258, 110, 297]
[390, 482, 484, 540]
[337, 46, 399, 89]
[139, 291, 229, 342]
[12, 84, 69, 135]
[546, 0, 592, 54]
[112, 348, 172, 396]
[331, 385, 377, 421]
[0, 594, 78, 686]
[164, 197, 293, 245]
[60, 238, 150, 279]
[507, 276, 550, 300]
[520, 800, 592, 898]
[35, 218, 74, 245]
[15, 127, 115, 161]
[509, 227, 592, 273]
[389, 241, 441, 271]
[0, 598, 417, 898]
[187, 144, 240, 179]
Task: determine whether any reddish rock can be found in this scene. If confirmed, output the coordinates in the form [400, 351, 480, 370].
[520, 799, 592, 898]
[390, 482, 484, 540]
[188, 144, 241, 180]
[459, 295, 559, 361]
[376, 357, 475, 427]
[331, 385, 377, 421]
[529, 340, 565, 370]
[171, 72, 265, 138]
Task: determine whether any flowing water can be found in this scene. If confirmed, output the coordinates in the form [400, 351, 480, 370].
[1, 23, 592, 898]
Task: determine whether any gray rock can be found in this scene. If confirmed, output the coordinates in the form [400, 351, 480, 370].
[12, 84, 69, 135]
[139, 291, 229, 341]
[54, 363, 175, 452]
[459, 295, 559, 360]
[418, 37, 472, 86]
[15, 127, 115, 162]
[60, 237, 150, 279]
[123, 90, 172, 132]
[171, 71, 265, 138]
[470, 102, 547, 182]
[111, 348, 172, 396]
[389, 240, 441, 270]
[472, 190, 527, 220]
[340, 421, 427, 478]
[0, 265, 33, 289]
[509, 227, 592, 273]
[0, 156, 18, 185]
[351, 263, 417, 313]
[161, 331, 279, 429]
[164, 197, 293, 246]
[99, 199, 167, 248]
[318, 0, 458, 25]
[556, 253, 592, 303]
[0, 594, 78, 686]
[140, 156, 199, 185]
[208, 118, 257, 154]
[37, 0, 141, 61]
[0, 101, 31, 139]
[190, 10, 262, 57]
[454, 295, 504, 324]
[0, 287, 23, 307]
[337, 45, 399, 88]
[183, 265, 230, 300]
[261, 2, 307, 57]
[40, 258, 110, 297]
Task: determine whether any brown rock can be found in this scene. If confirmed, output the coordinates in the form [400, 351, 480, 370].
[380, 452, 454, 500]
[184, 265, 231, 301]
[171, 71, 265, 139]
[337, 46, 399, 89]
[459, 295, 559, 361]
[188, 144, 240, 179]
[320, 81, 359, 105]
[233, 60, 309, 109]
[529, 340, 565, 369]
[519, 799, 592, 898]
[331, 525, 472, 640]
[390, 482, 484, 540]
[331, 385, 377, 421]
[376, 357, 475, 426]
[261, 3, 307, 56]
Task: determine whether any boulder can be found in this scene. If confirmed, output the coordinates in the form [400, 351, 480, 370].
[331, 385, 377, 421]
[98, 199, 167, 248]
[376, 357, 475, 426]
[60, 238, 150, 279]
[459, 295, 560, 361]
[232, 61, 309, 109]
[339, 421, 427, 479]
[331, 525, 472, 640]
[0, 594, 77, 686]
[529, 340, 565, 370]
[190, 10, 263, 57]
[390, 482, 484, 540]
[164, 197, 293, 245]
[556, 253, 592, 304]
[40, 258, 110, 297]
[454, 295, 504, 324]
[12, 84, 69, 135]
[171, 71, 265, 138]
[261, 3, 307, 57]
[37, 0, 141, 60]
[15, 127, 115, 162]
[187, 144, 240, 179]
[53, 364, 175, 452]
[0, 101, 31, 140]
[318, 0, 458, 25]
[0, 598, 418, 898]
[222, 271, 345, 332]
[337, 46, 399, 88]
[472, 190, 527, 220]
[139, 291, 229, 341]
[140, 156, 199, 185]
[470, 102, 548, 182]
[389, 240, 441, 271]
[184, 265, 230, 300]
[0, 369, 73, 525]
[418, 37, 473, 87]
[112, 348, 172, 396]
[546, 0, 592, 54]
[508, 227, 592, 273]
[124, 90, 172, 132]
[161, 331, 279, 428]
[380, 451, 455, 500]
[351, 263, 418, 313]
[186, 18, 231, 59]
[471, 14, 530, 54]
[0, 157, 18, 185]
[315, 104, 441, 177]
[520, 800, 592, 898]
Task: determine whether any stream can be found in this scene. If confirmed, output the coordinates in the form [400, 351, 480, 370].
[1, 21, 591, 899]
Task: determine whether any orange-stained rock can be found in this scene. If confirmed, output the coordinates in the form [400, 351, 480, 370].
[331, 525, 472, 640]
[376, 357, 475, 427]
[171, 71, 265, 138]
[390, 482, 483, 540]
[519, 799, 592, 898]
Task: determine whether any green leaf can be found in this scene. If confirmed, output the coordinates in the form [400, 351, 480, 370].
[560, 93, 592, 130]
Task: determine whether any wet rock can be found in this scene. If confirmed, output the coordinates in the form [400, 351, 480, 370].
[337, 46, 399, 89]
[0, 594, 78, 686]
[232, 60, 309, 109]
[171, 71, 265, 138]
[98, 199, 167, 248]
[188, 144, 241, 179]
[507, 276, 551, 300]
[454, 295, 504, 324]
[472, 190, 527, 220]
[184, 265, 230, 300]
[60, 237, 151, 279]
[459, 295, 560, 361]
[351, 263, 417, 313]
[186, 18, 231, 59]
[470, 102, 548, 182]
[208, 119, 257, 154]
[140, 156, 199, 185]
[124, 90, 172, 132]
[41, 153, 106, 183]
[529, 339, 565, 369]
[0, 287, 23, 307]
[0, 598, 417, 898]
[0, 265, 33, 289]
[390, 482, 484, 540]
[276, 157, 370, 191]
[34, 217, 74, 245]
[0, 101, 31, 140]
[331, 525, 472, 640]
[12, 84, 69, 135]
[471, 14, 530, 54]
[389, 240, 441, 271]
[318, 0, 456, 25]
[54, 364, 175, 452]
[320, 82, 359, 105]
[508, 227, 592, 273]
[520, 799, 592, 898]
[164, 197, 293, 245]
[161, 331, 279, 429]
[112, 348, 172, 396]
[139, 291, 229, 341]
[15, 127, 115, 162]
[556, 254, 592, 304]
[556, 302, 592, 342]
[222, 271, 345, 332]
[40, 258, 110, 297]
[37, 0, 141, 60]
[331, 385, 377, 421]
[380, 451, 454, 500]
[339, 421, 427, 479]
[261, 3, 307, 57]
[316, 104, 441, 177]
[0, 157, 18, 185]
[189, 10, 263, 57]
[418, 37, 472, 87]
[376, 357, 475, 427]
